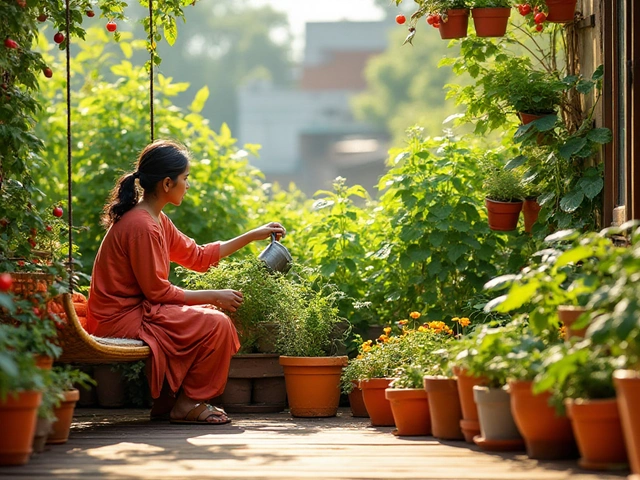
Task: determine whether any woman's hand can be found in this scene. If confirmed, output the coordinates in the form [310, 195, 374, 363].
[212, 289, 244, 312]
[251, 222, 286, 242]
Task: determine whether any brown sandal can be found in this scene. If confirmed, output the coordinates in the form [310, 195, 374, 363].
[169, 403, 231, 425]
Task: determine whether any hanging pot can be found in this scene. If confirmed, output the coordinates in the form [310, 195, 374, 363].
[545, 0, 577, 23]
[439, 9, 469, 40]
[258, 233, 292, 274]
[523, 198, 541, 233]
[485, 198, 523, 231]
[471, 7, 511, 37]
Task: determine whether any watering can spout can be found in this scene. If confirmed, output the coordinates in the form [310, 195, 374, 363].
[258, 233, 292, 274]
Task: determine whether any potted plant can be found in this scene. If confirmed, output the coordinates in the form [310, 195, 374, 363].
[394, 0, 471, 40]
[276, 275, 350, 418]
[534, 340, 628, 471]
[524, 0, 577, 23]
[482, 161, 525, 231]
[469, 0, 513, 37]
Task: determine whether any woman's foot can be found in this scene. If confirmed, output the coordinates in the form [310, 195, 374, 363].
[169, 391, 230, 425]
[149, 382, 177, 421]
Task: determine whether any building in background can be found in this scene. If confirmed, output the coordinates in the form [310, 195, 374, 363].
[237, 21, 391, 197]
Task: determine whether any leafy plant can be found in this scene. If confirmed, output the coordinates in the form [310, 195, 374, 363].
[39, 365, 95, 420]
[483, 166, 525, 203]
[179, 258, 301, 353]
[0, 323, 45, 399]
[470, 0, 513, 7]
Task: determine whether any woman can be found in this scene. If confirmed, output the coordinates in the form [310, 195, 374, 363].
[86, 139, 286, 425]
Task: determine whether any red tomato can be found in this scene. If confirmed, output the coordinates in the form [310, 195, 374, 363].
[43, 67, 53, 78]
[395, 14, 406, 25]
[86, 10, 95, 17]
[4, 38, 18, 49]
[0, 273, 12, 292]
[426, 14, 436, 25]
[53, 32, 65, 44]
[53, 206, 63, 217]
[521, 4, 532, 15]
[534, 12, 546, 24]
[535, 23, 544, 31]
[106, 21, 117, 32]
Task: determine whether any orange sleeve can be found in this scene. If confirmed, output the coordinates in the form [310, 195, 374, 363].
[130, 226, 185, 304]
[162, 214, 220, 273]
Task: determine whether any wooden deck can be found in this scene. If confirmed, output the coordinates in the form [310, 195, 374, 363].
[0, 407, 630, 479]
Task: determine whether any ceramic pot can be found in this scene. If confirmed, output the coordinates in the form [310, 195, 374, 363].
[385, 388, 431, 436]
[485, 198, 523, 231]
[348, 381, 369, 418]
[47, 389, 80, 445]
[439, 9, 469, 39]
[423, 376, 464, 440]
[0, 391, 42, 466]
[545, 0, 577, 23]
[557, 306, 589, 339]
[473, 386, 524, 451]
[452, 366, 487, 443]
[360, 378, 395, 426]
[508, 380, 577, 459]
[471, 7, 511, 37]
[279, 356, 347, 417]
[565, 398, 628, 471]
[613, 370, 640, 475]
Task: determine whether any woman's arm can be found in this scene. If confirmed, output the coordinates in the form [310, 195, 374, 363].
[219, 222, 286, 259]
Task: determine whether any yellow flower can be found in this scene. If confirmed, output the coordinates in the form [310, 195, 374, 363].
[383, 327, 391, 335]
[410, 311, 421, 319]
[452, 317, 460, 323]
[362, 344, 371, 352]
[459, 317, 471, 328]
[398, 319, 408, 326]
[418, 326, 427, 332]
[356, 354, 363, 359]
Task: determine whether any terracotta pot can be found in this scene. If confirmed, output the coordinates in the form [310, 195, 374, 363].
[279, 356, 347, 417]
[360, 378, 395, 426]
[348, 381, 369, 418]
[613, 370, 640, 474]
[545, 0, 577, 23]
[471, 7, 511, 37]
[93, 365, 126, 408]
[452, 366, 487, 443]
[385, 388, 431, 436]
[485, 198, 523, 231]
[32, 417, 53, 454]
[508, 380, 577, 459]
[439, 9, 469, 40]
[557, 305, 589, 339]
[523, 198, 541, 233]
[0, 390, 42, 466]
[47, 389, 80, 445]
[423, 376, 464, 440]
[34, 355, 54, 370]
[565, 398, 628, 471]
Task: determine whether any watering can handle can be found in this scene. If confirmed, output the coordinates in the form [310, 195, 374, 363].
[270, 232, 277, 243]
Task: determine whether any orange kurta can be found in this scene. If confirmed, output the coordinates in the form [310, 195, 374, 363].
[86, 208, 240, 400]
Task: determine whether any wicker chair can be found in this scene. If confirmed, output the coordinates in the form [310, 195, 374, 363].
[57, 293, 150, 363]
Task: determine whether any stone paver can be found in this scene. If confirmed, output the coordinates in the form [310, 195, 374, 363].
[0, 408, 630, 479]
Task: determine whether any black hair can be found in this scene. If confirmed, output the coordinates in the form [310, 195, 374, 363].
[101, 139, 190, 228]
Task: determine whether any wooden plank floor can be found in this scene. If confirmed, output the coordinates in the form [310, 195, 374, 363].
[0, 407, 630, 479]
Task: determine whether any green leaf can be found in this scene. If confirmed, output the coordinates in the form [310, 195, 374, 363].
[189, 86, 209, 114]
[447, 243, 467, 263]
[496, 280, 540, 311]
[559, 190, 585, 213]
[164, 17, 178, 46]
[427, 258, 441, 278]
[429, 231, 445, 247]
[576, 79, 595, 94]
[532, 114, 558, 132]
[407, 244, 431, 262]
[586, 128, 613, 144]
[538, 191, 555, 207]
[559, 137, 588, 160]
[505, 155, 527, 170]
[577, 175, 603, 200]
[556, 245, 593, 267]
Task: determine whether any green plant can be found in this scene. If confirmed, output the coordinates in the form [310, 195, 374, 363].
[483, 163, 525, 202]
[38, 365, 95, 420]
[470, 0, 513, 7]
[112, 361, 151, 408]
[180, 258, 301, 353]
[534, 340, 625, 414]
[275, 275, 349, 358]
[0, 323, 45, 399]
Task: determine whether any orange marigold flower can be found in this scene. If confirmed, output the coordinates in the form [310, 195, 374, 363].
[383, 327, 391, 335]
[357, 354, 363, 359]
[378, 334, 389, 343]
[452, 317, 460, 323]
[398, 319, 409, 326]
[459, 317, 471, 327]
[362, 344, 371, 352]
[418, 326, 427, 332]
[410, 311, 421, 319]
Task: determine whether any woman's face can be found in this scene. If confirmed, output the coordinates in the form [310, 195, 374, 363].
[167, 162, 190, 206]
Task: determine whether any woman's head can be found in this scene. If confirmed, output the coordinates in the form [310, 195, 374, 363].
[101, 140, 191, 228]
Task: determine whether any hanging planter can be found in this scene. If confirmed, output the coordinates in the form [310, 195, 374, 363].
[485, 198, 523, 231]
[545, 0, 577, 23]
[471, 7, 511, 37]
[439, 9, 470, 39]
[522, 197, 541, 233]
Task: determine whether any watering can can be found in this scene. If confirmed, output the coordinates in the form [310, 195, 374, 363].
[258, 233, 292, 274]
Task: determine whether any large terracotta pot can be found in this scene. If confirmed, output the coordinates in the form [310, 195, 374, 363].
[522, 198, 541, 233]
[557, 306, 589, 339]
[508, 380, 577, 459]
[452, 366, 487, 443]
[545, 0, 577, 23]
[279, 356, 347, 417]
[439, 9, 469, 40]
[473, 386, 524, 452]
[0, 390, 42, 466]
[565, 398, 628, 471]
[471, 7, 511, 37]
[485, 198, 523, 231]
[613, 370, 640, 475]
[423, 376, 464, 440]
[47, 389, 80, 444]
[348, 381, 369, 418]
[385, 388, 431, 436]
[360, 378, 395, 426]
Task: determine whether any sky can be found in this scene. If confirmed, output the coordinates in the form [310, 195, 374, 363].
[249, 0, 387, 59]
